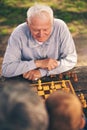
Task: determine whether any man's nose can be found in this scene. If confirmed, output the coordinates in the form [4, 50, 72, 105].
[38, 30, 44, 37]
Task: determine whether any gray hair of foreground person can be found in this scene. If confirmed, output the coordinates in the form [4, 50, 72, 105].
[0, 85, 48, 130]
[27, 4, 53, 25]
[45, 91, 85, 130]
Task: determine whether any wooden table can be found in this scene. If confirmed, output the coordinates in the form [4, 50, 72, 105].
[0, 66, 87, 115]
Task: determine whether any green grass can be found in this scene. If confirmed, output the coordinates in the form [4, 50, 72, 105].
[0, 0, 87, 36]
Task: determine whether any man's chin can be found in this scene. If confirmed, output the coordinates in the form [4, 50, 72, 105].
[36, 38, 47, 42]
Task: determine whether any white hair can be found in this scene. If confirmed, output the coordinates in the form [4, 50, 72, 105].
[27, 4, 54, 24]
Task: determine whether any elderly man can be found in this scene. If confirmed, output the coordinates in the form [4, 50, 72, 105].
[2, 4, 77, 80]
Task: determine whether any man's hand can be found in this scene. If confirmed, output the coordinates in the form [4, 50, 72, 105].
[23, 69, 41, 81]
[35, 58, 58, 71]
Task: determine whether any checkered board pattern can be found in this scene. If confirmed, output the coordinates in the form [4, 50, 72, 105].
[32, 79, 87, 108]
[33, 80, 75, 99]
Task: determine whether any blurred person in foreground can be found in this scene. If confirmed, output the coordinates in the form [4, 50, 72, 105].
[45, 91, 86, 130]
[2, 4, 77, 80]
[0, 85, 48, 130]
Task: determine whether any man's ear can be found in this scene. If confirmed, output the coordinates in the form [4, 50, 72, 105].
[80, 116, 86, 129]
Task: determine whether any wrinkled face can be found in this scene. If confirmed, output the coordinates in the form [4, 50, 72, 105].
[27, 15, 52, 42]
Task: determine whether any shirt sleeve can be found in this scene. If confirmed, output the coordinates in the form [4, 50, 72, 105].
[39, 69, 48, 77]
[47, 52, 77, 76]
[47, 22, 77, 76]
[2, 33, 37, 77]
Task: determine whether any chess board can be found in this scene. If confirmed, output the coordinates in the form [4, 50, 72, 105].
[33, 80, 75, 98]
[32, 79, 87, 108]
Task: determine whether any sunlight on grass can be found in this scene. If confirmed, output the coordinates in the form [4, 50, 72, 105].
[68, 20, 87, 36]
[68, 26, 76, 34]
[0, 26, 14, 36]
[0, 0, 87, 36]
[55, 1, 87, 12]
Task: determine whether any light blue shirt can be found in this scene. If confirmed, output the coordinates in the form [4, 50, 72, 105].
[2, 19, 77, 77]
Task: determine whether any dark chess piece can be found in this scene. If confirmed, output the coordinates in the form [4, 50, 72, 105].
[73, 73, 78, 82]
[59, 73, 63, 80]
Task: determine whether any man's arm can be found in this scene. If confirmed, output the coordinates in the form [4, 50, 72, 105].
[35, 58, 58, 71]
[22, 58, 58, 80]
[34, 50, 77, 76]
[1, 34, 38, 77]
[23, 69, 41, 80]
[47, 51, 77, 75]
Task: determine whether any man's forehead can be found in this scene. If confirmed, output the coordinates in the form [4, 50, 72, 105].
[30, 18, 52, 28]
[31, 11, 50, 19]
[30, 25, 52, 31]
[30, 13, 51, 23]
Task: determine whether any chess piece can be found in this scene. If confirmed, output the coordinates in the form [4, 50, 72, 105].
[62, 80, 70, 92]
[38, 80, 42, 90]
[71, 72, 74, 78]
[82, 100, 87, 108]
[65, 74, 69, 80]
[51, 81, 55, 89]
[65, 72, 71, 79]
[59, 73, 63, 80]
[73, 73, 78, 82]
[79, 93, 87, 108]
[61, 80, 66, 88]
